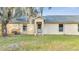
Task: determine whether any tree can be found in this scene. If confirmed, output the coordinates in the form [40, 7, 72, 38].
[39, 7, 52, 16]
[0, 7, 38, 36]
[0, 7, 14, 36]
[25, 7, 38, 24]
[39, 7, 44, 16]
[22, 7, 52, 24]
[0, 7, 27, 36]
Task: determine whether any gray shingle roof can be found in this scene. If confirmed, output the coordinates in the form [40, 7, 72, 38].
[12, 16, 28, 23]
[44, 15, 79, 23]
[12, 15, 79, 24]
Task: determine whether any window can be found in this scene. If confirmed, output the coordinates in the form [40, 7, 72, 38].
[23, 25, 27, 31]
[78, 24, 79, 32]
[59, 24, 63, 32]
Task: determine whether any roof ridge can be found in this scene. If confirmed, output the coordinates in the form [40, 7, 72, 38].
[44, 15, 79, 16]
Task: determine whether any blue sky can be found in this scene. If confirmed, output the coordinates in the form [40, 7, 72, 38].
[43, 7, 79, 16]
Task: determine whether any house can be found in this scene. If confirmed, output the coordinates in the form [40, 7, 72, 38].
[6, 15, 79, 35]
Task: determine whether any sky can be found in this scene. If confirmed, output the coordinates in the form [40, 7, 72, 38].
[43, 7, 79, 16]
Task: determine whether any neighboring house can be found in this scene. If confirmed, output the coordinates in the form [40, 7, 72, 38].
[5, 15, 79, 35]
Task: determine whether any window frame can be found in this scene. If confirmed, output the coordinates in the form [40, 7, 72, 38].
[59, 24, 63, 32]
[23, 25, 27, 31]
[78, 24, 79, 32]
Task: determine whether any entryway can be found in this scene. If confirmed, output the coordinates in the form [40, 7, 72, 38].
[34, 16, 44, 35]
[37, 22, 42, 34]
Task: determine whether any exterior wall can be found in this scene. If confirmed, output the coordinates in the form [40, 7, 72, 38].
[43, 24, 64, 34]
[27, 24, 34, 34]
[6, 23, 79, 35]
[43, 23, 79, 35]
[7, 24, 34, 35]
[7, 24, 23, 34]
[64, 24, 79, 35]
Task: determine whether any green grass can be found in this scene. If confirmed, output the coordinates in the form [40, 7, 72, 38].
[0, 35, 79, 51]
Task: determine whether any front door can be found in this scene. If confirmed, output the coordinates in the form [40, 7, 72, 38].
[37, 22, 42, 34]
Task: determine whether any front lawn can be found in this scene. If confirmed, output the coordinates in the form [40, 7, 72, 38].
[0, 35, 79, 51]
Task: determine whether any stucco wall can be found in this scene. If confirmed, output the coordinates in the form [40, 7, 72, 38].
[43, 24, 64, 34]
[7, 24, 34, 35]
[64, 24, 79, 35]
[43, 24, 79, 35]
[7, 24, 23, 34]
[6, 23, 79, 35]
[27, 24, 34, 34]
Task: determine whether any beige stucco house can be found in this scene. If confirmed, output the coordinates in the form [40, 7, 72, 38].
[6, 15, 79, 35]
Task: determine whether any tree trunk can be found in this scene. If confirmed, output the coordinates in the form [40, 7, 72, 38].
[2, 22, 7, 37]
[2, 9, 11, 37]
